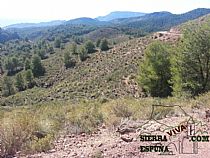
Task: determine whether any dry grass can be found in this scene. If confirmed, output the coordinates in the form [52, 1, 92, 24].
[1, 93, 210, 157]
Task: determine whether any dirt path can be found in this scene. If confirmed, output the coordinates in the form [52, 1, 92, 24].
[24, 110, 210, 158]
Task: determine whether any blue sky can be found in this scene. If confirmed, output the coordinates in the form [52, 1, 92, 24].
[0, 0, 210, 27]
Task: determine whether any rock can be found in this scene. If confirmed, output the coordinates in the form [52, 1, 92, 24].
[32, 131, 47, 139]
[49, 149, 56, 153]
[102, 123, 106, 129]
[121, 136, 133, 142]
[72, 152, 77, 156]
[77, 144, 82, 148]
[98, 143, 103, 147]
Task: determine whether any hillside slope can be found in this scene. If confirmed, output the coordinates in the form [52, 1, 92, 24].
[0, 36, 151, 106]
[0, 28, 19, 43]
[113, 8, 210, 32]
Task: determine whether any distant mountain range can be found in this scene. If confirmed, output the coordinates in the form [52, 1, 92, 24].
[96, 11, 146, 21]
[65, 17, 109, 26]
[4, 12, 145, 29]
[4, 20, 65, 29]
[1, 8, 210, 43]
[3, 8, 210, 30]
[112, 8, 210, 31]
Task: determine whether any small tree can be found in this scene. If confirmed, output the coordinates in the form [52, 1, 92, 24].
[12, 57, 19, 72]
[64, 51, 76, 68]
[2, 76, 15, 96]
[31, 55, 45, 77]
[79, 46, 88, 61]
[71, 43, 78, 55]
[24, 59, 31, 70]
[138, 41, 172, 97]
[100, 39, 109, 51]
[15, 73, 25, 91]
[4, 58, 14, 74]
[85, 40, 95, 54]
[25, 69, 34, 88]
[4, 57, 21, 74]
[0, 59, 4, 74]
[54, 38, 61, 48]
[96, 39, 101, 47]
[38, 49, 47, 60]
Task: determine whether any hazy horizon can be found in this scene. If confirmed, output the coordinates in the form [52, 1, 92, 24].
[1, 0, 210, 27]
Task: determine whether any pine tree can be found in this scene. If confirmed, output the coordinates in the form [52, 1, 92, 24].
[100, 39, 109, 51]
[24, 59, 31, 70]
[138, 41, 172, 97]
[31, 55, 45, 77]
[54, 38, 61, 48]
[15, 73, 25, 91]
[0, 59, 3, 74]
[64, 51, 76, 68]
[71, 43, 78, 55]
[25, 69, 34, 88]
[79, 46, 88, 61]
[96, 39, 101, 47]
[172, 24, 210, 96]
[85, 40, 95, 54]
[2, 76, 15, 96]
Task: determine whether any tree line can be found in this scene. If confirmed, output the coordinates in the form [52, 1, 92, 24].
[0, 37, 110, 97]
[138, 24, 210, 97]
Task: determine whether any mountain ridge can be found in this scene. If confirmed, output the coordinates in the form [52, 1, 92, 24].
[96, 11, 146, 21]
[4, 20, 65, 29]
[3, 8, 210, 30]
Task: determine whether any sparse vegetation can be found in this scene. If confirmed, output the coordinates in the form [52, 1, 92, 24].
[1, 93, 209, 157]
[0, 8, 210, 158]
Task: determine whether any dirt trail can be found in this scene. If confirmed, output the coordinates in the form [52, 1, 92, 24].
[23, 109, 210, 158]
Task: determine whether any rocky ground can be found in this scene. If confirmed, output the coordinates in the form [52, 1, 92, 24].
[21, 106, 210, 158]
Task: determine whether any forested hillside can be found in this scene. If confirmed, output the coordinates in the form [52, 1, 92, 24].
[0, 28, 19, 43]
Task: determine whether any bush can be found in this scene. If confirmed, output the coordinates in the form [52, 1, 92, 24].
[0, 104, 67, 157]
[54, 38, 61, 48]
[1, 76, 15, 97]
[112, 103, 133, 118]
[64, 51, 76, 68]
[100, 39, 109, 51]
[0, 109, 37, 157]
[25, 69, 35, 88]
[15, 73, 25, 91]
[79, 46, 88, 62]
[66, 103, 103, 134]
[85, 40, 95, 54]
